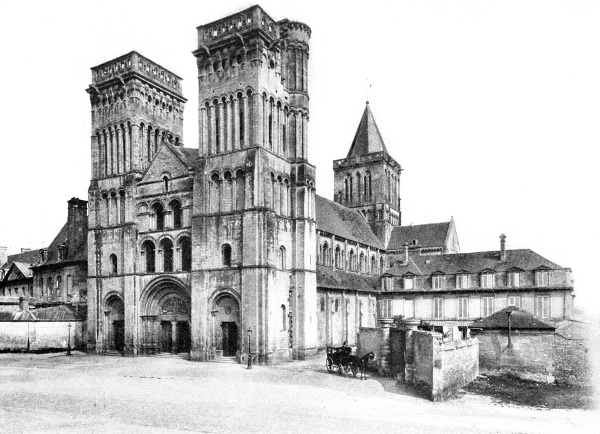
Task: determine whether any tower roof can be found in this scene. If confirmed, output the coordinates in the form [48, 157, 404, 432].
[346, 103, 389, 158]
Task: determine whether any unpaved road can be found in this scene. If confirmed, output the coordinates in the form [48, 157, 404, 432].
[0, 353, 597, 433]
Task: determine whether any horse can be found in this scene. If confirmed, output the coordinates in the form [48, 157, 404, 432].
[351, 352, 376, 380]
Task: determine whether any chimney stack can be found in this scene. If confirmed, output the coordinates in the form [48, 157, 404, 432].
[67, 198, 88, 259]
[0, 246, 7, 266]
[500, 234, 507, 262]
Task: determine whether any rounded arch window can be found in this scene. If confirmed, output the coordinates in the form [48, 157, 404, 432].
[170, 200, 182, 229]
[142, 241, 156, 273]
[109, 254, 118, 275]
[180, 237, 192, 272]
[153, 202, 165, 230]
[161, 239, 174, 272]
[222, 244, 232, 267]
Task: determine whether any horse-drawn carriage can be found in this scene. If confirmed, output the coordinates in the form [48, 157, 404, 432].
[325, 345, 376, 379]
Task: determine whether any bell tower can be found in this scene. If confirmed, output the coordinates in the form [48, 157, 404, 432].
[333, 103, 402, 248]
[191, 6, 317, 363]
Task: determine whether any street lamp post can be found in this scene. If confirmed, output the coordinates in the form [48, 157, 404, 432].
[67, 323, 72, 356]
[247, 327, 252, 370]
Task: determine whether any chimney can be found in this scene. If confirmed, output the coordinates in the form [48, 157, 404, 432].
[0, 246, 7, 266]
[500, 234, 507, 262]
[403, 243, 409, 265]
[20, 248, 31, 253]
[19, 296, 30, 311]
[67, 198, 88, 259]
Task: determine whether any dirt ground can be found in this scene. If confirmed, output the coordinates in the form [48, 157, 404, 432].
[0, 353, 598, 433]
[463, 373, 596, 410]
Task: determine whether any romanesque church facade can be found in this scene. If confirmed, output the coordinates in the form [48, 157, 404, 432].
[82, 5, 574, 364]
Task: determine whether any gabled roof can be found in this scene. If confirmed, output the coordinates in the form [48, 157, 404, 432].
[316, 195, 384, 249]
[2, 249, 44, 269]
[140, 144, 197, 184]
[387, 249, 564, 276]
[346, 103, 389, 158]
[316, 265, 379, 293]
[4, 262, 33, 281]
[388, 221, 452, 251]
[473, 306, 556, 330]
[167, 144, 199, 167]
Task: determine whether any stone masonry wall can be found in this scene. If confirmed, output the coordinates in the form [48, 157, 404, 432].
[553, 334, 592, 386]
[0, 321, 84, 351]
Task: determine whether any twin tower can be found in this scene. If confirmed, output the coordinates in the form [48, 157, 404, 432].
[85, 6, 320, 362]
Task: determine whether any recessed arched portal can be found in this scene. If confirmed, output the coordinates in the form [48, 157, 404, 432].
[211, 291, 241, 358]
[140, 277, 191, 355]
[104, 294, 124, 353]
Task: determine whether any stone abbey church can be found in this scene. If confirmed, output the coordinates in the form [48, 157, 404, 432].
[0, 5, 574, 362]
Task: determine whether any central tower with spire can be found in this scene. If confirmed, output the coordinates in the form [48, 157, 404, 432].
[333, 103, 402, 247]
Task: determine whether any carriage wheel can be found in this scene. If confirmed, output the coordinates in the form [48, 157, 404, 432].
[337, 364, 344, 375]
[326, 357, 333, 373]
[350, 363, 358, 377]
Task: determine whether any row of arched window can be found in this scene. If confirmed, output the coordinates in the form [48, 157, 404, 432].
[318, 242, 384, 274]
[209, 170, 246, 213]
[94, 122, 180, 178]
[200, 91, 308, 161]
[344, 171, 373, 205]
[137, 198, 185, 231]
[100, 190, 126, 226]
[141, 237, 192, 273]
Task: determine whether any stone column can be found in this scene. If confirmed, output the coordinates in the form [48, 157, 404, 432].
[199, 105, 205, 155]
[403, 318, 420, 384]
[116, 126, 122, 174]
[218, 101, 225, 153]
[242, 95, 249, 148]
[171, 321, 178, 353]
[225, 98, 232, 152]
[253, 93, 263, 147]
[377, 318, 393, 376]
[209, 104, 216, 154]
[232, 97, 240, 150]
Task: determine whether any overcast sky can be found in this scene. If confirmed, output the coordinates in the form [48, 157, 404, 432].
[0, 0, 598, 313]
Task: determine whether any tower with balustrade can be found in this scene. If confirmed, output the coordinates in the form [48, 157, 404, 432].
[190, 5, 317, 363]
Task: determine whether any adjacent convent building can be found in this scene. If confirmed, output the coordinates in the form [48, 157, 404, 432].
[82, 5, 574, 364]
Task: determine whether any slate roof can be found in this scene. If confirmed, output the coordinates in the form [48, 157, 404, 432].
[388, 222, 452, 251]
[316, 265, 379, 293]
[168, 144, 199, 168]
[5, 262, 33, 280]
[2, 249, 43, 269]
[387, 249, 563, 276]
[315, 195, 384, 249]
[346, 103, 389, 158]
[472, 306, 556, 330]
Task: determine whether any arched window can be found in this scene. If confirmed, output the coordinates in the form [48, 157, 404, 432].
[56, 276, 62, 298]
[371, 255, 376, 274]
[110, 254, 117, 275]
[143, 241, 156, 273]
[152, 203, 164, 231]
[368, 172, 372, 201]
[281, 304, 287, 331]
[335, 246, 341, 268]
[222, 244, 232, 267]
[163, 176, 169, 192]
[349, 250, 356, 272]
[161, 239, 174, 272]
[119, 191, 126, 223]
[235, 170, 245, 211]
[214, 99, 221, 152]
[322, 242, 329, 266]
[180, 237, 192, 272]
[279, 246, 286, 269]
[238, 92, 244, 145]
[171, 200, 182, 229]
[380, 257, 385, 273]
[47, 277, 53, 297]
[356, 172, 362, 202]
[359, 252, 365, 273]
[210, 173, 220, 213]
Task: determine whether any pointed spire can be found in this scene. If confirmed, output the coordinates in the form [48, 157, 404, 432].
[346, 103, 389, 158]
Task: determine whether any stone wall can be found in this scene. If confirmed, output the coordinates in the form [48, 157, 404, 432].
[0, 321, 84, 351]
[405, 330, 479, 401]
[553, 333, 593, 386]
[357, 327, 382, 360]
[475, 329, 555, 382]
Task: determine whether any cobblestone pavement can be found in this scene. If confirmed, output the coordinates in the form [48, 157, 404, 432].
[0, 353, 596, 433]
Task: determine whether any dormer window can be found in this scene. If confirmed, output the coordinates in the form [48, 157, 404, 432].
[508, 271, 520, 287]
[535, 270, 550, 286]
[382, 276, 394, 291]
[456, 273, 469, 289]
[480, 272, 495, 288]
[40, 249, 47, 263]
[432, 274, 444, 289]
[403, 275, 415, 290]
[57, 245, 68, 261]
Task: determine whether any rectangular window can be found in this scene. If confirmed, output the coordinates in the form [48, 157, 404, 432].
[432, 275, 443, 289]
[508, 296, 522, 308]
[404, 277, 414, 290]
[536, 270, 550, 287]
[433, 298, 444, 319]
[378, 299, 392, 319]
[481, 273, 495, 288]
[508, 272, 520, 287]
[481, 296, 494, 317]
[404, 299, 415, 318]
[457, 297, 469, 319]
[535, 296, 550, 318]
[456, 274, 469, 289]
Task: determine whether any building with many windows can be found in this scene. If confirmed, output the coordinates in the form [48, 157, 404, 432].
[1, 5, 574, 361]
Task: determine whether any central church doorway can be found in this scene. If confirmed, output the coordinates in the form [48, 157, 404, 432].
[221, 322, 238, 356]
[140, 278, 191, 355]
[104, 296, 125, 353]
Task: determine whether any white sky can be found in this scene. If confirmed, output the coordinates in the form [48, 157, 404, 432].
[0, 0, 598, 313]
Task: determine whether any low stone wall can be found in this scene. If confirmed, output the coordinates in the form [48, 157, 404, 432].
[406, 330, 479, 401]
[553, 334, 592, 386]
[0, 321, 84, 351]
[475, 330, 555, 382]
